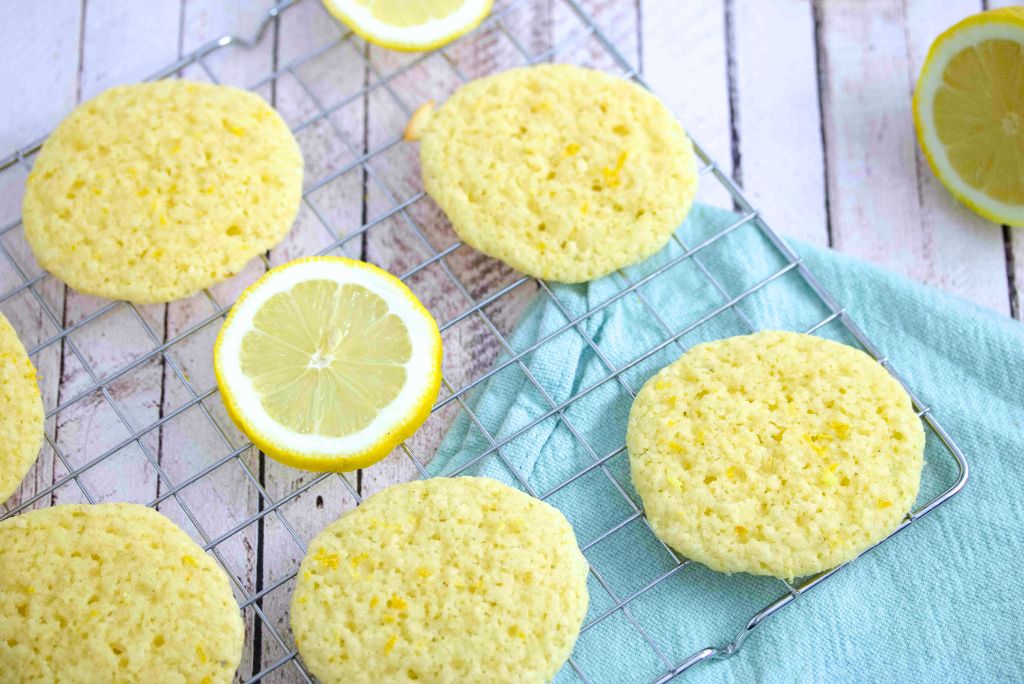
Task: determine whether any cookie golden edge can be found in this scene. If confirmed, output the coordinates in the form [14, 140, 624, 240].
[0, 503, 244, 683]
[290, 477, 590, 683]
[419, 64, 699, 283]
[0, 313, 44, 506]
[21, 80, 303, 304]
[627, 331, 925, 579]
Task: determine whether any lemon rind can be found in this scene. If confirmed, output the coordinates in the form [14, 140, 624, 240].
[213, 256, 443, 472]
[322, 0, 494, 52]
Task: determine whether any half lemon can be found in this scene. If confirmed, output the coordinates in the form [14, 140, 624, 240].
[214, 256, 443, 472]
[322, 0, 493, 52]
[913, 7, 1024, 225]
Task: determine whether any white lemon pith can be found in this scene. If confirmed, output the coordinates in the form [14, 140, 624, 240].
[322, 0, 493, 51]
[914, 7, 1024, 225]
[214, 257, 442, 472]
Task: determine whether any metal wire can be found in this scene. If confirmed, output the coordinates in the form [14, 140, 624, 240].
[0, 0, 969, 681]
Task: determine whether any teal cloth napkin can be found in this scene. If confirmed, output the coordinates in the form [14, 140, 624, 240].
[430, 204, 1024, 683]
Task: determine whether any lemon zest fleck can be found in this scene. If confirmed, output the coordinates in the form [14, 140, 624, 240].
[314, 547, 340, 570]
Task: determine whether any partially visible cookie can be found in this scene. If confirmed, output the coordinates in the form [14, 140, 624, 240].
[0, 503, 244, 683]
[291, 476, 590, 683]
[420, 64, 698, 283]
[0, 313, 43, 506]
[627, 331, 925, 579]
[23, 80, 303, 303]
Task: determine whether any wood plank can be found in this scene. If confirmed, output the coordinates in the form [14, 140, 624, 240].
[53, 0, 181, 511]
[731, 0, 827, 245]
[161, 2, 279, 679]
[641, 0, 733, 209]
[0, 2, 80, 511]
[268, 1, 365, 674]
[818, 0, 1010, 313]
[350, 0, 645, 498]
[357, 0, 595, 496]
[987, 0, 1024, 319]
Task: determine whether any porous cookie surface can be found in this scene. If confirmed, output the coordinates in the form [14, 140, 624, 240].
[290, 476, 590, 683]
[0, 503, 244, 683]
[420, 64, 698, 283]
[0, 313, 43, 505]
[627, 331, 924, 579]
[23, 80, 303, 303]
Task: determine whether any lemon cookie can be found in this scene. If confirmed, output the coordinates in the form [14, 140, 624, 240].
[0, 503, 244, 683]
[23, 80, 303, 303]
[0, 313, 44, 506]
[419, 64, 698, 283]
[627, 331, 924, 579]
[291, 477, 590, 683]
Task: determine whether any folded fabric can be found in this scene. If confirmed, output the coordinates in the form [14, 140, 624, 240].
[430, 204, 1024, 683]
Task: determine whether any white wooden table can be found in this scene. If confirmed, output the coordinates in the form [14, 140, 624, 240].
[1, 1, 1018, 681]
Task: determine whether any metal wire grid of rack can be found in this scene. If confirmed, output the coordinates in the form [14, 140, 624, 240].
[0, 0, 968, 681]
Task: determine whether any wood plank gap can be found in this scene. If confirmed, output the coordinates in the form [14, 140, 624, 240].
[356, 40, 371, 501]
[76, 0, 87, 102]
[634, 0, 642, 75]
[155, 0, 186, 507]
[723, 0, 741, 192]
[252, 12, 281, 677]
[811, 0, 833, 247]
[1004, 226, 1019, 319]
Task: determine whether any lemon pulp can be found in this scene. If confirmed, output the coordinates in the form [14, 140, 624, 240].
[934, 38, 1024, 204]
[353, 0, 466, 27]
[322, 0, 493, 52]
[239, 280, 412, 438]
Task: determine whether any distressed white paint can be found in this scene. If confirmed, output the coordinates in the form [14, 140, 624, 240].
[817, 0, 1010, 312]
[0, 1, 81, 150]
[0, 2, 1021, 682]
[904, 0, 1010, 314]
[642, 0, 733, 209]
[732, 0, 827, 245]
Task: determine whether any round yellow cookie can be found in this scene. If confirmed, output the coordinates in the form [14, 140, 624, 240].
[290, 477, 590, 683]
[0, 313, 43, 506]
[23, 80, 303, 303]
[0, 503, 244, 683]
[419, 64, 698, 283]
[627, 331, 925, 579]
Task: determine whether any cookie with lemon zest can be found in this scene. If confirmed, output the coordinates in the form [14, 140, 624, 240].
[291, 477, 589, 683]
[627, 331, 924, 579]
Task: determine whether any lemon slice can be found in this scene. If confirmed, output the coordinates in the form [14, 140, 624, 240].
[913, 7, 1024, 226]
[322, 0, 493, 51]
[214, 256, 443, 472]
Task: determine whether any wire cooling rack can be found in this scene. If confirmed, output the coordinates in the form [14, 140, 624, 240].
[0, 0, 969, 681]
